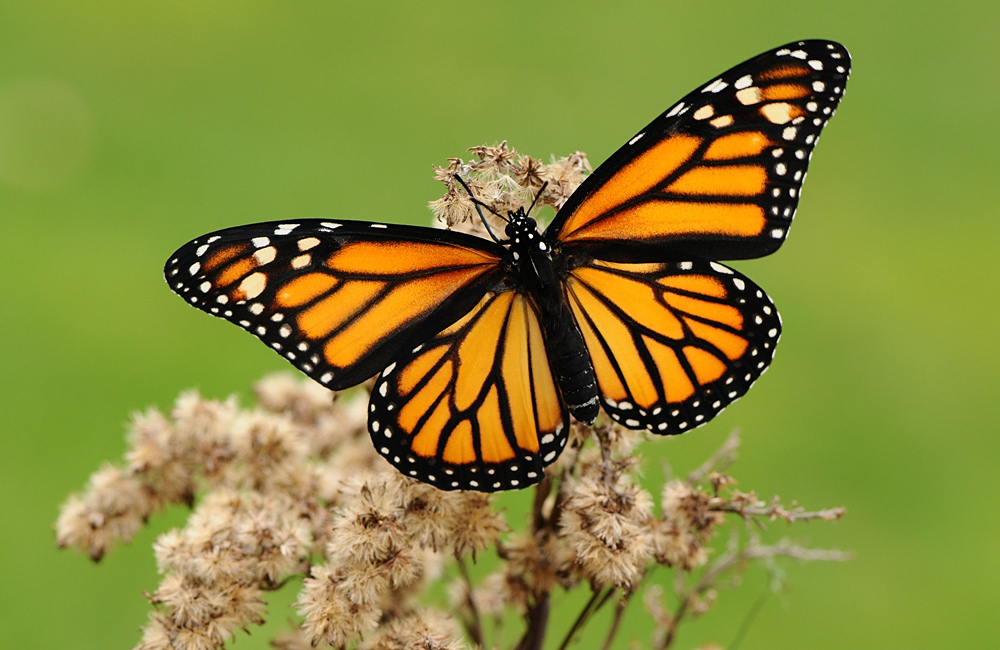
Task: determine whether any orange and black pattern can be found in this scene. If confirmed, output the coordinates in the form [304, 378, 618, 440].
[166, 40, 850, 492]
[165, 221, 507, 391]
[368, 291, 569, 491]
[550, 40, 849, 262]
[564, 259, 780, 433]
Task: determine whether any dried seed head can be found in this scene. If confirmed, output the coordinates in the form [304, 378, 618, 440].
[297, 564, 381, 648]
[429, 142, 592, 234]
[328, 479, 407, 564]
[357, 608, 466, 650]
[447, 492, 508, 558]
[559, 472, 655, 589]
[55, 464, 152, 561]
[397, 475, 466, 551]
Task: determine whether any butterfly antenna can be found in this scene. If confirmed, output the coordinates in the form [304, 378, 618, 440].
[526, 181, 549, 216]
[453, 174, 505, 243]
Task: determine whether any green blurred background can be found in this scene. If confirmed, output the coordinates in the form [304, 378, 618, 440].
[3, 1, 998, 648]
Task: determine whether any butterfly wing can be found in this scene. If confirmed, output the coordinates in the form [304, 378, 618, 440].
[369, 290, 569, 491]
[563, 259, 780, 433]
[165, 219, 507, 390]
[546, 40, 850, 262]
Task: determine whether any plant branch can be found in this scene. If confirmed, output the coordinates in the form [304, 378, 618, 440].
[686, 430, 741, 485]
[556, 588, 608, 650]
[600, 591, 631, 650]
[455, 557, 484, 649]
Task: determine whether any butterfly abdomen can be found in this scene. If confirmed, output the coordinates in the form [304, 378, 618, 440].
[534, 289, 599, 424]
[551, 339, 599, 424]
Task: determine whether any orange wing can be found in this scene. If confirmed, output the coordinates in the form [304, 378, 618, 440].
[165, 220, 507, 390]
[547, 40, 850, 262]
[564, 258, 781, 433]
[368, 290, 569, 491]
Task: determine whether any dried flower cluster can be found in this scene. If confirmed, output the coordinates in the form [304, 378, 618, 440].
[58, 145, 847, 650]
[428, 141, 591, 235]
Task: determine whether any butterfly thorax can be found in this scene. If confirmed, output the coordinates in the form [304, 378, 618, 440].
[503, 209, 600, 424]
[504, 211, 557, 290]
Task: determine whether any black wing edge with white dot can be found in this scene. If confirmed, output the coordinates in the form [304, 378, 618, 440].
[597, 260, 782, 435]
[367, 357, 571, 492]
[549, 40, 851, 261]
[163, 218, 505, 391]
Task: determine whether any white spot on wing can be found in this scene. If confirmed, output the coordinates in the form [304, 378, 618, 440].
[709, 262, 733, 274]
[693, 104, 715, 120]
[736, 87, 762, 105]
[253, 246, 277, 265]
[238, 273, 267, 300]
[703, 78, 728, 93]
[298, 237, 320, 251]
[761, 103, 795, 124]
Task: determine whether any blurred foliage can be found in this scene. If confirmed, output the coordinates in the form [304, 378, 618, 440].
[2, 2, 998, 649]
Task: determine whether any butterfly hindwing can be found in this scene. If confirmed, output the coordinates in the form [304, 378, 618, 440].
[563, 259, 780, 434]
[165, 220, 507, 391]
[547, 40, 850, 262]
[369, 290, 570, 491]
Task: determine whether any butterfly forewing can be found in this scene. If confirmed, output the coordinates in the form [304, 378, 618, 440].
[547, 40, 850, 262]
[369, 290, 570, 491]
[564, 259, 780, 433]
[165, 220, 506, 390]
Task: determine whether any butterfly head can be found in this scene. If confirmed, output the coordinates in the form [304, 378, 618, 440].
[504, 207, 539, 241]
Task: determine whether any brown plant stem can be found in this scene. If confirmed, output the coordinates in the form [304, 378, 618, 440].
[686, 430, 741, 485]
[456, 556, 484, 649]
[600, 592, 630, 650]
[556, 587, 614, 650]
[515, 592, 551, 650]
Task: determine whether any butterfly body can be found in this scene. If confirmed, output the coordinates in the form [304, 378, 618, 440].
[501, 210, 601, 424]
[166, 40, 850, 491]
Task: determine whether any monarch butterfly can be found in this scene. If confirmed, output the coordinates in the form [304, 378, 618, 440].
[166, 40, 850, 492]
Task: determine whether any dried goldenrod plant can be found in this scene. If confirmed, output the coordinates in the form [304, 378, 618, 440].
[58, 144, 847, 650]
